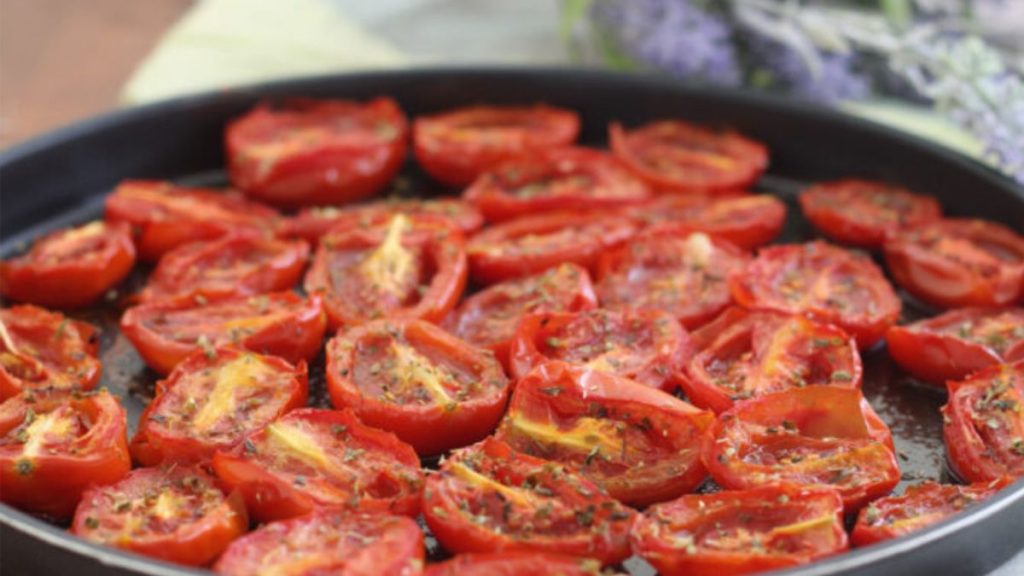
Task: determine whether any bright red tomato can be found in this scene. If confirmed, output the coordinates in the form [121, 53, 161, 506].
[426, 552, 605, 576]
[630, 193, 787, 251]
[286, 198, 484, 245]
[0, 305, 100, 400]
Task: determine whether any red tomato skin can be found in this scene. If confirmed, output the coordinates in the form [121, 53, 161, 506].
[425, 551, 603, 576]
[285, 199, 484, 246]
[634, 193, 787, 251]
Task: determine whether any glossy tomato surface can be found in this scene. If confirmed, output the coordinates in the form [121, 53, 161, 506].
[0, 305, 100, 400]
[630, 193, 787, 251]
[286, 198, 484, 245]
[426, 551, 605, 576]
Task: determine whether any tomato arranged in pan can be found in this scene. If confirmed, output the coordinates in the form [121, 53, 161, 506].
[286, 198, 484, 245]
[0, 305, 100, 400]
[326, 318, 509, 455]
[426, 552, 605, 576]
[631, 484, 848, 576]
[0, 389, 130, 519]
[225, 98, 408, 207]
[630, 193, 787, 251]
[495, 362, 713, 506]
[414, 104, 580, 187]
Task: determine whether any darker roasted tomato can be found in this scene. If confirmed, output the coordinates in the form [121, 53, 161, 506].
[422, 437, 635, 565]
[326, 318, 509, 455]
[212, 408, 424, 522]
[730, 241, 901, 349]
[414, 104, 580, 187]
[214, 510, 424, 576]
[463, 147, 650, 222]
[0, 389, 130, 519]
[942, 361, 1024, 483]
[131, 347, 308, 466]
[0, 305, 100, 400]
[225, 98, 408, 207]
[679, 307, 862, 414]
[426, 551, 605, 576]
[596, 232, 750, 330]
[71, 466, 247, 566]
[121, 291, 326, 375]
[704, 386, 899, 511]
[799, 179, 942, 249]
[884, 218, 1024, 309]
[286, 198, 484, 245]
[0, 221, 135, 309]
[630, 193, 787, 251]
[609, 120, 768, 193]
[631, 484, 848, 576]
[495, 362, 713, 507]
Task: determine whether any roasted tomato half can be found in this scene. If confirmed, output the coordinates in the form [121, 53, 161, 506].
[0, 305, 100, 400]
[71, 466, 247, 566]
[286, 198, 484, 245]
[630, 193, 787, 251]
[0, 389, 130, 519]
[631, 484, 848, 576]
[942, 361, 1024, 483]
[212, 408, 424, 522]
[426, 551, 605, 576]
[0, 221, 136, 309]
[121, 291, 325, 375]
[326, 318, 509, 455]
[422, 437, 635, 565]
[214, 510, 424, 576]
[704, 386, 899, 512]
[414, 104, 580, 187]
[884, 218, 1024, 309]
[679, 307, 862, 414]
[730, 241, 901, 349]
[495, 362, 713, 507]
[225, 97, 408, 207]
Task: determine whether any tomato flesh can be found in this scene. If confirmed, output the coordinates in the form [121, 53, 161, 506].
[631, 193, 787, 251]
[426, 551, 604, 576]
[286, 198, 483, 245]
[0, 305, 101, 400]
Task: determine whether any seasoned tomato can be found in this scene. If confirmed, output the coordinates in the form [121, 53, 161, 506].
[494, 362, 713, 507]
[0, 305, 100, 400]
[326, 318, 509, 455]
[212, 408, 424, 522]
[286, 198, 484, 245]
[679, 307, 862, 414]
[0, 221, 136, 308]
[887, 307, 1024, 384]
[426, 552, 605, 576]
[0, 389, 130, 519]
[422, 437, 635, 565]
[304, 215, 467, 330]
[703, 386, 899, 511]
[214, 510, 424, 576]
[509, 308, 692, 392]
[884, 218, 1024, 309]
[71, 466, 247, 566]
[942, 361, 1024, 483]
[596, 232, 750, 330]
[463, 147, 650, 222]
[225, 98, 408, 207]
[466, 211, 637, 284]
[631, 484, 848, 576]
[799, 179, 942, 249]
[121, 291, 326, 375]
[131, 347, 308, 466]
[630, 193, 787, 251]
[730, 241, 901, 349]
[609, 120, 768, 193]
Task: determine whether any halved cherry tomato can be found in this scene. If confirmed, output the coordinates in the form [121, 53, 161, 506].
[630, 193, 787, 251]
[463, 147, 650, 222]
[71, 466, 247, 566]
[414, 104, 580, 187]
[679, 307, 862, 414]
[304, 215, 467, 330]
[799, 179, 942, 249]
[426, 551, 605, 576]
[0, 305, 100, 400]
[214, 510, 424, 576]
[494, 362, 713, 507]
[326, 318, 509, 455]
[286, 198, 484, 245]
[422, 437, 635, 565]
[105, 180, 282, 262]
[631, 484, 848, 576]
[942, 361, 1024, 482]
[509, 308, 691, 392]
[1, 221, 136, 308]
[887, 307, 1024, 384]
[131, 347, 308, 466]
[609, 120, 768, 193]
[703, 386, 899, 511]
[884, 218, 1024, 309]
[225, 97, 408, 207]
[596, 232, 750, 330]
[120, 291, 326, 375]
[0, 389, 130, 519]
[730, 241, 901, 348]
[212, 408, 424, 522]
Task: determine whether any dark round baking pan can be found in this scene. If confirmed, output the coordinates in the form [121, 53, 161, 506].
[1, 68, 1022, 576]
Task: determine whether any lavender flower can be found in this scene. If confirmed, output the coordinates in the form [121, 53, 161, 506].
[751, 37, 871, 103]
